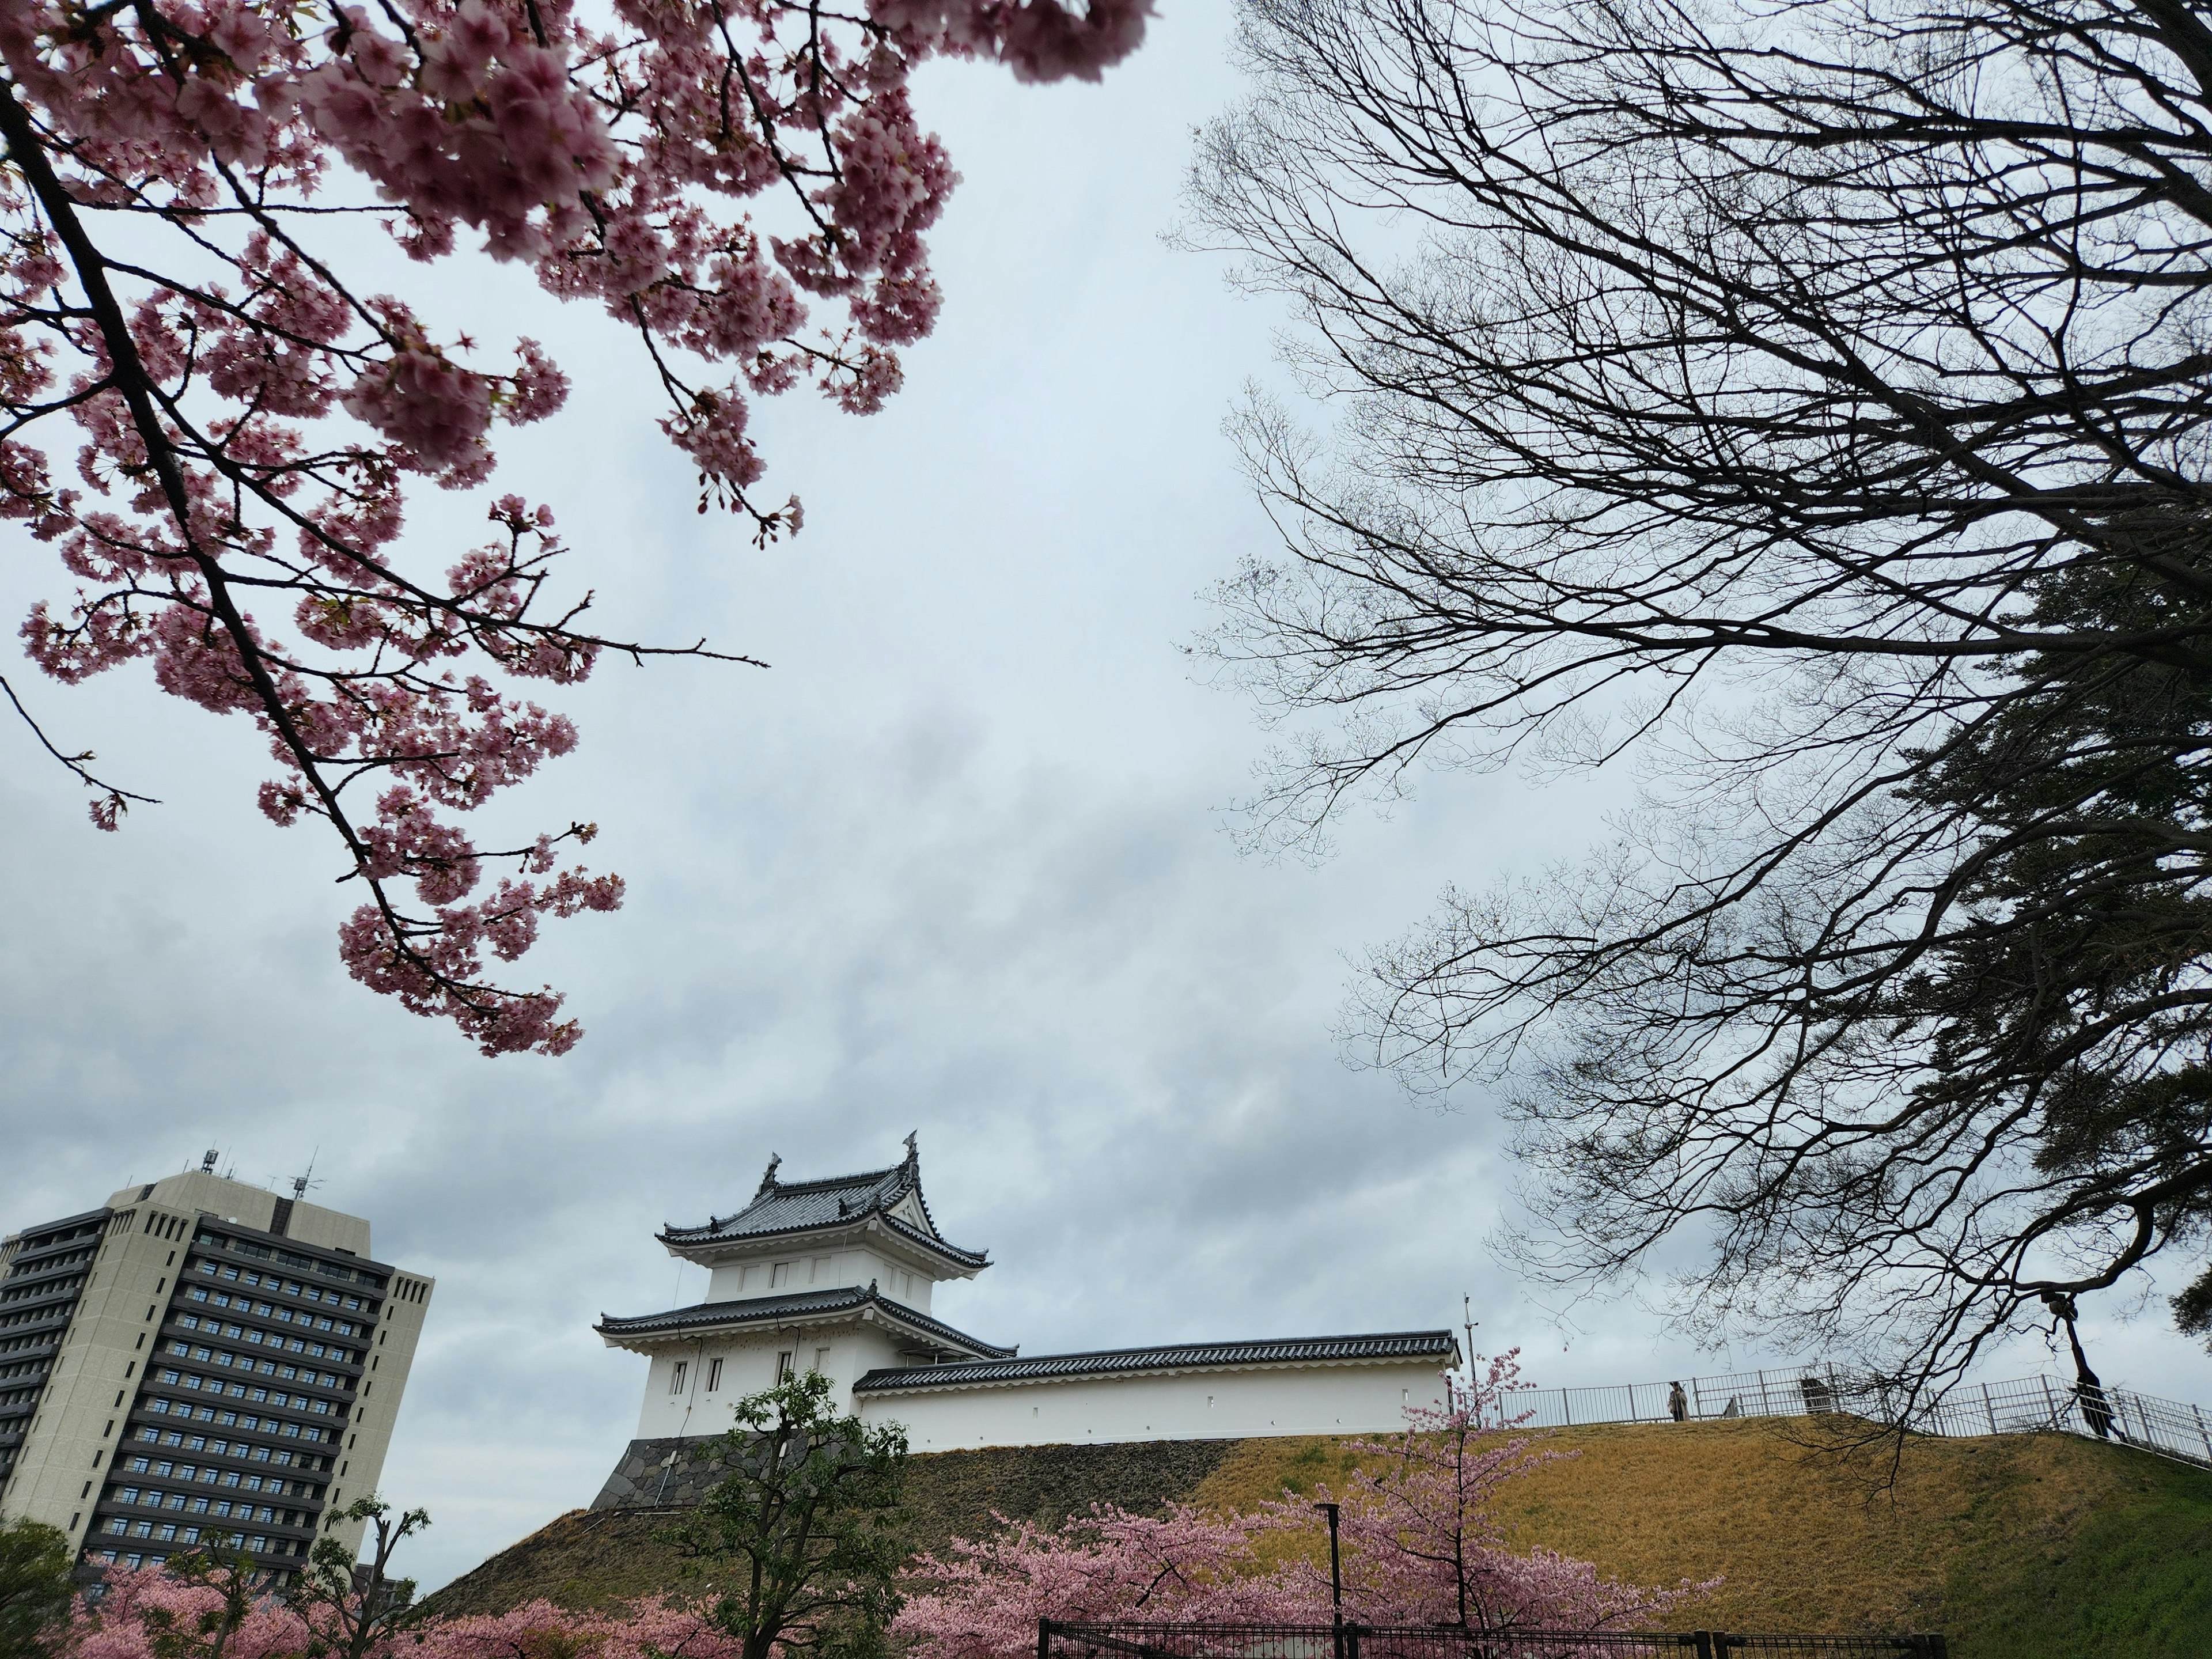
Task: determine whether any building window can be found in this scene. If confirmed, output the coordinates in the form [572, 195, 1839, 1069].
[812, 1257, 832, 1283]
[669, 1362, 687, 1396]
[705, 1358, 722, 1392]
[813, 1347, 830, 1374]
[769, 1262, 793, 1289]
[775, 1351, 794, 1382]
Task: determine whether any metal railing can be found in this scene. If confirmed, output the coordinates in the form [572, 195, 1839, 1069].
[1505, 1366, 2212, 1469]
[1041, 1619, 1948, 1659]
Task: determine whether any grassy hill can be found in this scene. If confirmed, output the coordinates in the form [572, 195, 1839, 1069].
[424, 1423, 2212, 1659]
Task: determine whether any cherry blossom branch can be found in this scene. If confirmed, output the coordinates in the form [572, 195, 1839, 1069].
[0, 670, 160, 828]
[1, 0, 1150, 1055]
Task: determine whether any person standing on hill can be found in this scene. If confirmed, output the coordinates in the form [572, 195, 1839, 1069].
[1668, 1381, 1688, 1423]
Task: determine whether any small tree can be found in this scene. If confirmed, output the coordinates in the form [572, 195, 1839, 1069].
[290, 1498, 430, 1659]
[662, 1372, 910, 1659]
[0, 1520, 74, 1659]
[1292, 1355, 1711, 1632]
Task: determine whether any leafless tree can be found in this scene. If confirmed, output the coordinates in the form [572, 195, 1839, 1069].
[1184, 0, 2212, 1400]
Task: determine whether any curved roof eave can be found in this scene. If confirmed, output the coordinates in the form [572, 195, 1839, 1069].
[850, 1331, 1461, 1395]
[656, 1211, 988, 1273]
[594, 1284, 1016, 1360]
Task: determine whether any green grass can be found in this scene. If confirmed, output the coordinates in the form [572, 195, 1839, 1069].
[1937, 1438, 2212, 1659]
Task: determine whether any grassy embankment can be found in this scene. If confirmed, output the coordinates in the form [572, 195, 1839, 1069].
[426, 1422, 2212, 1659]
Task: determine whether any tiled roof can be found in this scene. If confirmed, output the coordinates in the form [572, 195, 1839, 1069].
[851, 1330, 1460, 1393]
[595, 1284, 1016, 1359]
[658, 1146, 987, 1270]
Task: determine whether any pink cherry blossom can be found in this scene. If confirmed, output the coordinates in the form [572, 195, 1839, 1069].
[0, 0, 1147, 1054]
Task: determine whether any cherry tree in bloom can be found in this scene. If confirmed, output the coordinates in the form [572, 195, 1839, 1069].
[894, 1499, 1310, 1654]
[62, 1560, 307, 1659]
[0, 0, 1148, 1055]
[411, 1597, 747, 1659]
[1293, 1353, 1716, 1632]
[62, 1567, 743, 1659]
[894, 1352, 1715, 1657]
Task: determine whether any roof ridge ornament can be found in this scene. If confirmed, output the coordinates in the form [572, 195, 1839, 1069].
[757, 1153, 781, 1196]
[903, 1130, 918, 1168]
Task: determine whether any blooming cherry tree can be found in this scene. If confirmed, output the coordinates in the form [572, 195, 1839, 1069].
[894, 1499, 1309, 1656]
[62, 1565, 745, 1659]
[894, 1353, 1715, 1657]
[0, 0, 1147, 1054]
[1294, 1354, 1713, 1631]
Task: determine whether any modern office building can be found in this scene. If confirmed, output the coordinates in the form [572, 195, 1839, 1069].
[0, 1159, 433, 1580]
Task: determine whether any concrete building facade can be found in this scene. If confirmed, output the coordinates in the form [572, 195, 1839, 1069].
[0, 1162, 432, 1580]
[593, 1139, 1456, 1493]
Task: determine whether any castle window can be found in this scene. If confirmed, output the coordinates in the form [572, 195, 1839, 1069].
[776, 1352, 794, 1382]
[770, 1262, 793, 1288]
[669, 1362, 687, 1396]
[706, 1358, 723, 1392]
[812, 1257, 832, 1283]
[813, 1347, 830, 1374]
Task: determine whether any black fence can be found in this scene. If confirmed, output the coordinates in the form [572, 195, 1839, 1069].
[1510, 1365, 2212, 1471]
[1041, 1619, 1948, 1659]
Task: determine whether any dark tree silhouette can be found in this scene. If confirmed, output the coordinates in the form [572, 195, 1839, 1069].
[1184, 0, 2212, 1395]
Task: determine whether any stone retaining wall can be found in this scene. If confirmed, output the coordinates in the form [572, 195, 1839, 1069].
[590, 1435, 735, 1509]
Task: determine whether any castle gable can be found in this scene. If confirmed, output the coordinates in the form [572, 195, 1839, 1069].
[656, 1135, 987, 1274]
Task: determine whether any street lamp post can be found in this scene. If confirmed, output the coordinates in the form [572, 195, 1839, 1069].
[1315, 1502, 1343, 1659]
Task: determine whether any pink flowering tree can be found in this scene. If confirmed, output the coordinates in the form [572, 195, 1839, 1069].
[63, 1564, 745, 1659]
[894, 1500, 1308, 1655]
[0, 0, 1148, 1054]
[64, 1555, 308, 1659]
[895, 1354, 1715, 1656]
[411, 1597, 747, 1659]
[1284, 1353, 1713, 1632]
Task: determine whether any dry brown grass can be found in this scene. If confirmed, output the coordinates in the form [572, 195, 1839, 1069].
[1188, 1421, 2143, 1634]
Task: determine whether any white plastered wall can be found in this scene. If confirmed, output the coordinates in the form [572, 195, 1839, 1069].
[702, 1248, 935, 1312]
[631, 1321, 906, 1439]
[855, 1361, 1453, 1452]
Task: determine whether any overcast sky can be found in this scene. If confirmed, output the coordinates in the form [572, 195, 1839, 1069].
[2, 0, 2206, 1594]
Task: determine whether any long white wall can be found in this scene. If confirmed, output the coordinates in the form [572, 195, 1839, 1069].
[857, 1361, 1451, 1452]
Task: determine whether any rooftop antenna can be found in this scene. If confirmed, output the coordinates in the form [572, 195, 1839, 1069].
[290, 1149, 322, 1203]
[200, 1149, 219, 1174]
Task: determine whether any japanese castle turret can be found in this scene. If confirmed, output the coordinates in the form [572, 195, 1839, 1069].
[592, 1138, 1457, 1500]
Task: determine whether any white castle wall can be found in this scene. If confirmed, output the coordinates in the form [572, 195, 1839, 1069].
[703, 1247, 935, 1312]
[627, 1331, 1449, 1450]
[859, 1359, 1450, 1451]
[632, 1325, 907, 1439]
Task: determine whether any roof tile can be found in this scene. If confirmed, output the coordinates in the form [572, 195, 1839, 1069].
[596, 1284, 1016, 1359]
[658, 1154, 987, 1270]
[851, 1331, 1459, 1393]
